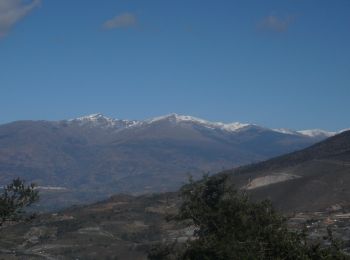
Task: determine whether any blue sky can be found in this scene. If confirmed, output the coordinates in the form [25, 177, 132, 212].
[0, 0, 349, 131]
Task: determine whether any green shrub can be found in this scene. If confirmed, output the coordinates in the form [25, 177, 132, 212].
[149, 175, 349, 260]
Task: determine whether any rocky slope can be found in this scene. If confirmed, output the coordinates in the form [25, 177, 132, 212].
[224, 130, 350, 212]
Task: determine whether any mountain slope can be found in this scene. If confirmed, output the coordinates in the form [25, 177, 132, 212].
[224, 130, 350, 212]
[0, 114, 337, 210]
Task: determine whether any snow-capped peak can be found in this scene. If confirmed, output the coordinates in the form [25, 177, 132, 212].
[67, 113, 342, 138]
[147, 113, 251, 132]
[273, 128, 299, 135]
[71, 113, 117, 125]
[147, 113, 208, 124]
[69, 114, 140, 129]
[74, 113, 111, 121]
[273, 128, 337, 138]
[297, 129, 337, 138]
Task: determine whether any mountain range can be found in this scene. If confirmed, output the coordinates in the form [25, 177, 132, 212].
[1, 129, 350, 259]
[0, 113, 343, 210]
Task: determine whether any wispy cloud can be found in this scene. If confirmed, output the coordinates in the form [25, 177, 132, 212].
[258, 15, 295, 33]
[102, 12, 138, 30]
[0, 0, 41, 38]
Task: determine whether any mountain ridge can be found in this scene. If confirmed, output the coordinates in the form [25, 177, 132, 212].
[0, 113, 344, 210]
[35, 113, 345, 137]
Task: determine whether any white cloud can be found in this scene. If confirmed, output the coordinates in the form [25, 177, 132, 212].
[258, 15, 295, 33]
[102, 12, 137, 30]
[0, 0, 41, 38]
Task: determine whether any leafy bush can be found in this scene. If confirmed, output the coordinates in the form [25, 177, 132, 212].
[0, 178, 39, 226]
[149, 175, 349, 259]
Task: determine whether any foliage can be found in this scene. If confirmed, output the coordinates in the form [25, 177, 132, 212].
[149, 175, 349, 260]
[0, 178, 39, 226]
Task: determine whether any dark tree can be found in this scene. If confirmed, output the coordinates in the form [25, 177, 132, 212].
[0, 178, 39, 226]
[149, 175, 348, 259]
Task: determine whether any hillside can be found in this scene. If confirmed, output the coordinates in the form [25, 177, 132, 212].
[2, 166, 350, 259]
[0, 193, 181, 259]
[224, 130, 350, 212]
[1, 131, 350, 258]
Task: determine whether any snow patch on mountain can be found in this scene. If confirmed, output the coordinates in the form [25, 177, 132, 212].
[146, 113, 251, 132]
[69, 113, 342, 137]
[70, 113, 140, 129]
[297, 129, 336, 138]
[273, 128, 337, 138]
[273, 128, 298, 135]
[73, 113, 116, 125]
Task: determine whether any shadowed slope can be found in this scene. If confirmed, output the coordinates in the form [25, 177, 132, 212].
[224, 130, 350, 212]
